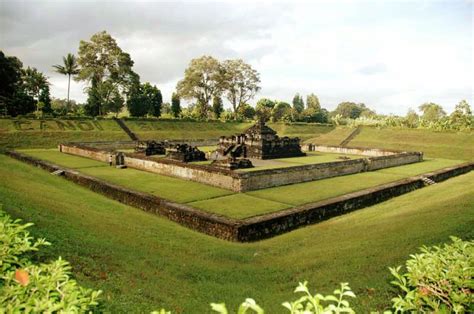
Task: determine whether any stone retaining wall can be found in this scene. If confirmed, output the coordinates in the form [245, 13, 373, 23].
[58, 143, 424, 192]
[5, 150, 473, 241]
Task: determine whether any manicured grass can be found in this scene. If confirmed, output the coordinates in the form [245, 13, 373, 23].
[350, 127, 474, 160]
[79, 166, 233, 203]
[305, 126, 355, 145]
[18, 149, 466, 218]
[275, 152, 362, 165]
[18, 149, 107, 169]
[247, 158, 465, 207]
[188, 194, 292, 219]
[19, 149, 232, 203]
[1, 154, 472, 313]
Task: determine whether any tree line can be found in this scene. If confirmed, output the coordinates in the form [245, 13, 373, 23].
[0, 30, 472, 131]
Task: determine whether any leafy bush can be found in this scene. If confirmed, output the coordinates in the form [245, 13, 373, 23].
[389, 237, 473, 313]
[0, 209, 101, 312]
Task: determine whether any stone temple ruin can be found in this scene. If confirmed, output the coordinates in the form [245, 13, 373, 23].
[217, 120, 306, 160]
[135, 140, 206, 162]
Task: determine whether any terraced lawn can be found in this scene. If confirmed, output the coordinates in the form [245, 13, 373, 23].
[17, 149, 467, 219]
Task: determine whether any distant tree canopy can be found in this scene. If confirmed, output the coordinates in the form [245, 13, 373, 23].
[255, 98, 275, 122]
[212, 96, 224, 119]
[127, 83, 162, 117]
[292, 93, 304, 113]
[77, 31, 139, 116]
[418, 102, 446, 122]
[171, 92, 181, 118]
[0, 51, 45, 116]
[176, 55, 260, 119]
[333, 102, 374, 119]
[306, 93, 321, 111]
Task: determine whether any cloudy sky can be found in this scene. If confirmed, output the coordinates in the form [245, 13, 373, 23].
[1, 0, 472, 115]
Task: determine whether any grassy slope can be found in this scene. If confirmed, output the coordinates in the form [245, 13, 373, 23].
[350, 127, 474, 160]
[1, 154, 472, 313]
[304, 126, 355, 145]
[0, 119, 128, 150]
[0, 119, 334, 150]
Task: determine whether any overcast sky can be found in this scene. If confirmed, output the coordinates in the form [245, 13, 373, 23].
[1, 0, 472, 115]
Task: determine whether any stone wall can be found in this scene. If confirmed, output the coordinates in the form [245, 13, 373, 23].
[303, 144, 414, 157]
[6, 150, 473, 242]
[58, 142, 424, 192]
[124, 154, 241, 191]
[239, 159, 367, 191]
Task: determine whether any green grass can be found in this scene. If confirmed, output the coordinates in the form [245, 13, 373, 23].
[349, 127, 474, 160]
[18, 149, 466, 219]
[0, 154, 472, 313]
[188, 194, 292, 219]
[305, 126, 356, 145]
[246, 158, 464, 207]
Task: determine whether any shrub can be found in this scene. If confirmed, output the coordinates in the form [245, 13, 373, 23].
[389, 237, 473, 313]
[0, 209, 102, 312]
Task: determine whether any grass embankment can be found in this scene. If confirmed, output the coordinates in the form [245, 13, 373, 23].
[19, 149, 464, 219]
[0, 154, 472, 313]
[0, 118, 334, 150]
[0, 119, 129, 150]
[348, 127, 473, 160]
[306, 126, 474, 160]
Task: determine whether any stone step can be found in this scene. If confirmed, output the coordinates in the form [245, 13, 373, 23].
[51, 169, 65, 176]
[421, 176, 436, 185]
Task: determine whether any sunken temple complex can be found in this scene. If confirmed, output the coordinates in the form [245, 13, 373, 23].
[218, 120, 305, 160]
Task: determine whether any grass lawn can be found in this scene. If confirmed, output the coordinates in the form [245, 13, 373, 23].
[304, 126, 355, 145]
[17, 149, 466, 219]
[0, 154, 472, 313]
[349, 127, 474, 160]
[188, 194, 292, 219]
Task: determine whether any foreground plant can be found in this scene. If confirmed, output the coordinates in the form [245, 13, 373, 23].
[389, 236, 473, 313]
[0, 208, 101, 312]
[210, 282, 355, 314]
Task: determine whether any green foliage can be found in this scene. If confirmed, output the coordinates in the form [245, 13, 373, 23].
[212, 96, 224, 119]
[238, 103, 256, 120]
[306, 93, 320, 111]
[220, 59, 261, 115]
[78, 31, 139, 116]
[419, 102, 446, 122]
[157, 282, 355, 314]
[389, 237, 473, 313]
[0, 209, 101, 312]
[332, 102, 374, 119]
[272, 101, 292, 122]
[255, 98, 275, 122]
[127, 83, 162, 117]
[176, 55, 221, 118]
[1, 258, 102, 312]
[171, 92, 181, 118]
[52, 53, 80, 109]
[292, 93, 304, 113]
[0, 210, 49, 272]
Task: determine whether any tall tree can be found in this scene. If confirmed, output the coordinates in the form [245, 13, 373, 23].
[449, 100, 472, 128]
[220, 59, 260, 116]
[418, 102, 446, 122]
[212, 96, 224, 119]
[292, 93, 304, 113]
[306, 93, 321, 111]
[52, 53, 80, 107]
[255, 98, 275, 122]
[176, 56, 221, 118]
[272, 101, 292, 121]
[22, 67, 49, 112]
[77, 31, 139, 116]
[171, 92, 181, 118]
[126, 83, 162, 117]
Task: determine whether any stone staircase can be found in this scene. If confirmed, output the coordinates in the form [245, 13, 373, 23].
[421, 176, 436, 186]
[340, 126, 362, 147]
[51, 169, 65, 176]
[113, 117, 139, 141]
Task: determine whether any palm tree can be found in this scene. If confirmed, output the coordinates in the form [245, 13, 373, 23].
[53, 53, 80, 106]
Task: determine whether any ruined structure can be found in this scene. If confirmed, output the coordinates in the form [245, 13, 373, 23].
[135, 140, 166, 156]
[218, 120, 305, 159]
[165, 144, 206, 162]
